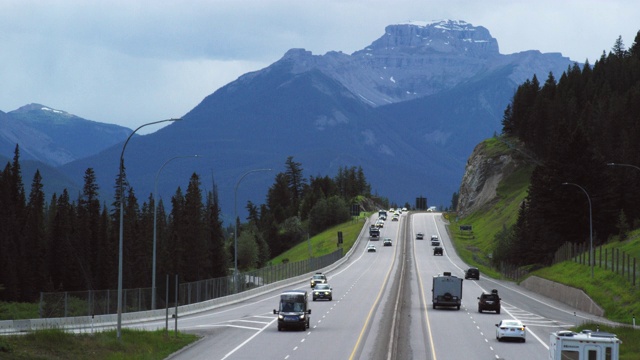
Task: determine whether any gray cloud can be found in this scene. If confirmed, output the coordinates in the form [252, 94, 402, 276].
[0, 0, 637, 131]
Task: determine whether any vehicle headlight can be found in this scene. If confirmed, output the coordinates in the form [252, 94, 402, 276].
[299, 314, 305, 319]
[278, 315, 284, 320]
[324, 292, 329, 295]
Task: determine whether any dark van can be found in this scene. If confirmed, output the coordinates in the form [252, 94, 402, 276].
[273, 290, 311, 331]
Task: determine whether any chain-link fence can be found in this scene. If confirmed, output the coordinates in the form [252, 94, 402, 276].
[39, 248, 343, 318]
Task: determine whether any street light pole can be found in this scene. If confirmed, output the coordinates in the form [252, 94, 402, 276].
[234, 168, 271, 292]
[562, 182, 593, 278]
[117, 118, 181, 340]
[152, 155, 200, 310]
[607, 162, 640, 172]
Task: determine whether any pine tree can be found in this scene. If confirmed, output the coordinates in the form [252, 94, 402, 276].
[183, 173, 206, 281]
[205, 181, 228, 278]
[21, 170, 47, 301]
[77, 168, 101, 290]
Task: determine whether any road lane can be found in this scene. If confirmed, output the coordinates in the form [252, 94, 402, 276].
[133, 210, 611, 359]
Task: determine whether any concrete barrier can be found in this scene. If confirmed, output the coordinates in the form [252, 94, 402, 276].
[520, 276, 604, 316]
[1, 217, 370, 334]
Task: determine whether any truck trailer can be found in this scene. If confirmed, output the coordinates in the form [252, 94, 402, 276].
[549, 330, 621, 360]
[432, 272, 463, 310]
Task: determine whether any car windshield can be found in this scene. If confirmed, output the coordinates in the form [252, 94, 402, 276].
[503, 321, 521, 327]
[315, 284, 329, 290]
[281, 302, 304, 312]
[313, 275, 324, 280]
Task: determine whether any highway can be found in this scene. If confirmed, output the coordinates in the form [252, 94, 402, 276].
[129, 212, 605, 359]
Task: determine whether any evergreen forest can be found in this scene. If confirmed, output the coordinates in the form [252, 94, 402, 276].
[0, 152, 373, 303]
[494, 31, 640, 267]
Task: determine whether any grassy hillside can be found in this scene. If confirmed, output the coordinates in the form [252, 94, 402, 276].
[533, 232, 640, 324]
[449, 138, 640, 356]
[270, 214, 368, 264]
[449, 138, 535, 278]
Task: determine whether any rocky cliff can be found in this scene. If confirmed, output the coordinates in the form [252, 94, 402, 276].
[457, 137, 529, 217]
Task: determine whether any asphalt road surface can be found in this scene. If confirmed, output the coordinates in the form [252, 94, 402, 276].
[127, 212, 606, 360]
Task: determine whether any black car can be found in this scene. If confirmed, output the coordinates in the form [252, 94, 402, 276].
[478, 289, 501, 314]
[465, 267, 480, 280]
[433, 246, 443, 256]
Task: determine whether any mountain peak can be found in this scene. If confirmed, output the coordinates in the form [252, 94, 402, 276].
[13, 103, 73, 117]
[362, 20, 499, 58]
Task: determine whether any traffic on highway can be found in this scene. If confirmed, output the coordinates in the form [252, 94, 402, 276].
[128, 211, 609, 359]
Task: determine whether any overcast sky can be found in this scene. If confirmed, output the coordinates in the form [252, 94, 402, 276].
[1, 0, 638, 133]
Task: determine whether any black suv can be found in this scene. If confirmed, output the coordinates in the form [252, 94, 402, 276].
[465, 267, 480, 280]
[477, 289, 501, 314]
[433, 246, 443, 256]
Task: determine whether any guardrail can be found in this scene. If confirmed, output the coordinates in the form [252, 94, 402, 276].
[0, 218, 370, 334]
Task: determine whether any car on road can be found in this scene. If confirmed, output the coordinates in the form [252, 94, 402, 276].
[383, 238, 392, 246]
[495, 319, 526, 342]
[431, 235, 440, 246]
[478, 289, 501, 313]
[274, 290, 311, 331]
[367, 244, 377, 252]
[465, 267, 480, 280]
[416, 232, 424, 240]
[433, 246, 443, 255]
[310, 272, 327, 288]
[312, 283, 333, 301]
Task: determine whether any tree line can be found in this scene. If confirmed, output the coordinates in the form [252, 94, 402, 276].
[0, 150, 373, 303]
[494, 31, 640, 267]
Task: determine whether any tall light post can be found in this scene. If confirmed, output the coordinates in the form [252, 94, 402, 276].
[152, 155, 200, 310]
[607, 162, 640, 172]
[562, 182, 594, 278]
[117, 118, 181, 340]
[234, 168, 271, 292]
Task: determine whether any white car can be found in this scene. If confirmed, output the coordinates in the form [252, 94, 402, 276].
[367, 244, 377, 252]
[495, 319, 526, 342]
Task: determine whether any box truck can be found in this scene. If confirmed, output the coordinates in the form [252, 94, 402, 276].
[432, 272, 462, 310]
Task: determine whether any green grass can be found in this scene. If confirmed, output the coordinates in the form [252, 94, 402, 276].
[270, 214, 368, 264]
[0, 302, 40, 320]
[533, 262, 640, 324]
[0, 328, 198, 360]
[448, 137, 640, 354]
[449, 158, 534, 278]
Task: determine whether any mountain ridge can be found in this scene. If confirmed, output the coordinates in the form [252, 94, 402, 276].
[3, 20, 578, 218]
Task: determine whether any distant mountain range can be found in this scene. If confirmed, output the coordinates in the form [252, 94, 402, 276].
[1, 20, 577, 219]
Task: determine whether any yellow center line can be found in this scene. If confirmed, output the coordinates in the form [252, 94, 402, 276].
[413, 216, 438, 360]
[348, 216, 400, 360]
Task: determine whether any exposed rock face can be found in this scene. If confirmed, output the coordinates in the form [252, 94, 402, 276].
[279, 20, 572, 107]
[457, 139, 524, 217]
